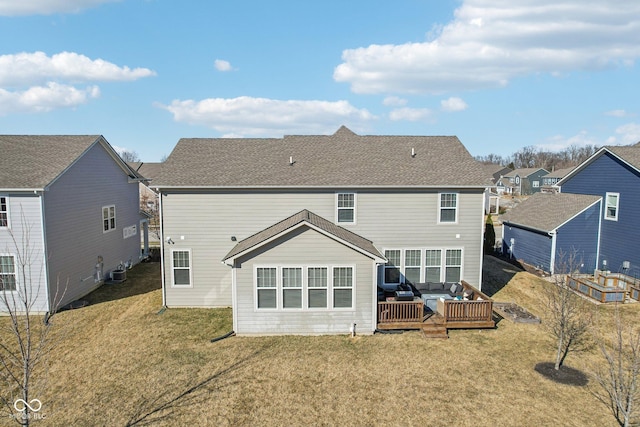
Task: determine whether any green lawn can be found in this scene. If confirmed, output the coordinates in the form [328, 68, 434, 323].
[3, 259, 635, 426]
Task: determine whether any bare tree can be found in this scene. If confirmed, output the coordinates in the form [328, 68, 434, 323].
[545, 250, 593, 370]
[120, 150, 140, 163]
[0, 214, 66, 425]
[591, 306, 640, 427]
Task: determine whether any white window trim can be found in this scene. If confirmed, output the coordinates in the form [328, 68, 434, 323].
[254, 264, 355, 311]
[383, 249, 402, 285]
[0, 196, 9, 229]
[335, 192, 357, 225]
[102, 205, 116, 233]
[382, 247, 464, 284]
[532, 181, 540, 188]
[0, 253, 17, 292]
[604, 192, 620, 221]
[281, 266, 304, 310]
[437, 192, 458, 224]
[170, 248, 193, 288]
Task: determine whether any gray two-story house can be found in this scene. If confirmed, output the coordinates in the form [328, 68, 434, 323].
[153, 126, 490, 335]
[504, 168, 549, 195]
[0, 135, 145, 313]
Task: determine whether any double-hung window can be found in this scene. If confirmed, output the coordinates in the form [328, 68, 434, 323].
[171, 249, 192, 287]
[282, 267, 303, 309]
[333, 267, 353, 308]
[439, 193, 458, 223]
[102, 205, 116, 232]
[445, 249, 462, 282]
[256, 267, 277, 309]
[0, 197, 8, 228]
[425, 250, 442, 282]
[384, 250, 401, 284]
[605, 192, 619, 221]
[0, 255, 16, 291]
[404, 250, 421, 284]
[308, 267, 328, 308]
[336, 193, 356, 224]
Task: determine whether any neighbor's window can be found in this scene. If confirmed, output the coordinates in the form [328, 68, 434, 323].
[102, 205, 116, 232]
[171, 250, 192, 287]
[0, 255, 16, 291]
[533, 181, 540, 188]
[404, 250, 421, 284]
[605, 192, 619, 221]
[439, 193, 458, 223]
[336, 193, 356, 224]
[384, 250, 401, 284]
[282, 267, 303, 309]
[445, 249, 462, 283]
[425, 250, 442, 282]
[0, 197, 8, 228]
[333, 267, 353, 308]
[307, 267, 328, 308]
[256, 267, 277, 309]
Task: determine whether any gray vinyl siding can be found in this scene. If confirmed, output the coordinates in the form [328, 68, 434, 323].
[161, 188, 484, 307]
[233, 226, 376, 335]
[0, 193, 49, 312]
[43, 142, 141, 308]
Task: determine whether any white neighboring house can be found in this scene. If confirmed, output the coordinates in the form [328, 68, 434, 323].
[153, 126, 491, 335]
[0, 135, 146, 313]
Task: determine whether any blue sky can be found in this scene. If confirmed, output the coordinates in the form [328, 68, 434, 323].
[0, 0, 639, 162]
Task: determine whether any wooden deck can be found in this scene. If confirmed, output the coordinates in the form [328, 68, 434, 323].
[377, 281, 495, 338]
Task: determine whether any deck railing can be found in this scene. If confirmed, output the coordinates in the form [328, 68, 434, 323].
[437, 299, 493, 323]
[377, 298, 424, 324]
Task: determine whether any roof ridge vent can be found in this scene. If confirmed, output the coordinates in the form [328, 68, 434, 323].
[289, 156, 295, 166]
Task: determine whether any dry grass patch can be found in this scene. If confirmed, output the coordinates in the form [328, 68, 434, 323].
[2, 259, 634, 425]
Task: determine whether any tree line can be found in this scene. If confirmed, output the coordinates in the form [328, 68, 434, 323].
[475, 144, 600, 171]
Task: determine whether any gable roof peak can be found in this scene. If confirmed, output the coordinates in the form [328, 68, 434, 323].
[334, 125, 357, 138]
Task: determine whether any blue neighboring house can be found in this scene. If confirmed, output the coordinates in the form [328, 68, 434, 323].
[501, 193, 601, 274]
[558, 144, 640, 276]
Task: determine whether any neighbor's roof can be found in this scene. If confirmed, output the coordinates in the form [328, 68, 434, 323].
[0, 135, 141, 190]
[154, 126, 491, 188]
[544, 167, 574, 179]
[504, 168, 548, 178]
[559, 144, 640, 185]
[222, 209, 385, 263]
[501, 192, 601, 233]
[128, 162, 163, 181]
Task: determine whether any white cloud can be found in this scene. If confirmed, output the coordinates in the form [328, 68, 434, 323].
[0, 83, 99, 115]
[0, 51, 156, 86]
[0, 51, 154, 114]
[334, 1, 640, 94]
[388, 107, 433, 122]
[612, 123, 640, 145]
[382, 96, 407, 107]
[0, 0, 120, 16]
[158, 96, 375, 136]
[214, 59, 233, 72]
[605, 109, 632, 118]
[440, 97, 468, 112]
[535, 131, 601, 151]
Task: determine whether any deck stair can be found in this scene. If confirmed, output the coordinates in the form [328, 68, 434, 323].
[421, 316, 448, 339]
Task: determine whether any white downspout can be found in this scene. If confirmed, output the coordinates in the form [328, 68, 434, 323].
[159, 192, 166, 307]
[549, 230, 557, 275]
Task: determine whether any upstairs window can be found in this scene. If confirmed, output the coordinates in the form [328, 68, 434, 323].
[336, 193, 356, 224]
[605, 192, 619, 221]
[532, 181, 540, 188]
[0, 197, 7, 228]
[439, 193, 458, 223]
[0, 255, 16, 291]
[102, 205, 116, 232]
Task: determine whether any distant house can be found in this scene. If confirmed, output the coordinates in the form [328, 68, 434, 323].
[540, 167, 574, 193]
[558, 145, 640, 275]
[503, 168, 549, 195]
[0, 136, 146, 313]
[501, 193, 601, 274]
[153, 126, 490, 335]
[495, 176, 515, 195]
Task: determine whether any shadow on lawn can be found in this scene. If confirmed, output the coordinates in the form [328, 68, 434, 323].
[482, 255, 524, 297]
[124, 345, 266, 426]
[80, 261, 162, 307]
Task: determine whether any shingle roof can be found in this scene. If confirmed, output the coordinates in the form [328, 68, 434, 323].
[607, 145, 640, 171]
[155, 126, 490, 188]
[501, 192, 601, 233]
[128, 162, 163, 181]
[0, 135, 105, 189]
[222, 209, 384, 262]
[504, 168, 548, 178]
[544, 167, 574, 179]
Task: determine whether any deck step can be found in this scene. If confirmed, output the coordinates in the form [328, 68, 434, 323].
[421, 325, 448, 339]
